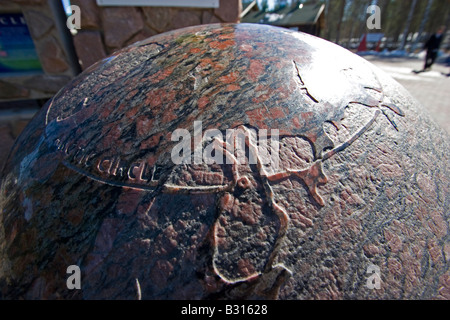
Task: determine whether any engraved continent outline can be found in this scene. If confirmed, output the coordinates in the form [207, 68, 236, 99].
[160, 61, 405, 293]
[44, 55, 405, 297]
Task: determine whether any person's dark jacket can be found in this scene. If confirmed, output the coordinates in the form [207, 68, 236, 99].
[424, 34, 443, 52]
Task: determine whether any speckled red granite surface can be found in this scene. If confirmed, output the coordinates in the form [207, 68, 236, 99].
[0, 24, 448, 300]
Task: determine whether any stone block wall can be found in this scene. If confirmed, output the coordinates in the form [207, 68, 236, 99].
[71, 0, 242, 70]
[0, 0, 77, 175]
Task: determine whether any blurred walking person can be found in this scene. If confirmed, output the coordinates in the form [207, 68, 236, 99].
[416, 26, 446, 73]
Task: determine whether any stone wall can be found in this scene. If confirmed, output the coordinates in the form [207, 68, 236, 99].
[71, 0, 242, 70]
[0, 0, 77, 102]
[0, 0, 77, 175]
[0, 0, 242, 98]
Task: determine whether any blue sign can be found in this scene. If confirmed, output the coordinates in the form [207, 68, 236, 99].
[0, 13, 42, 75]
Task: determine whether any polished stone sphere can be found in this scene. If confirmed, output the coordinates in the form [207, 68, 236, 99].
[1, 23, 449, 299]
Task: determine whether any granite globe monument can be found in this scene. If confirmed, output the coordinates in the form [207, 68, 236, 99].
[0, 24, 449, 300]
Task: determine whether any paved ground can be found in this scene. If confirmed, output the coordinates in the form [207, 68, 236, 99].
[363, 56, 450, 134]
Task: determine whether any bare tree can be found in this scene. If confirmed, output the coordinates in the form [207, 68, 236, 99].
[412, 0, 434, 52]
[335, 0, 347, 44]
[399, 0, 418, 50]
[319, 0, 448, 50]
[345, 0, 372, 48]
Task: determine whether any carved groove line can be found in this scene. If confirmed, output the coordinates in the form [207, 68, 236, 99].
[207, 126, 293, 283]
[293, 61, 319, 103]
